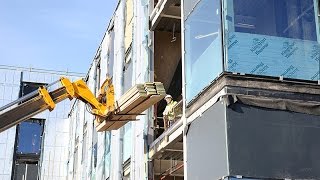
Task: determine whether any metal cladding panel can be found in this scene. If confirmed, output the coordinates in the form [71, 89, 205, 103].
[186, 101, 229, 180]
[226, 103, 320, 179]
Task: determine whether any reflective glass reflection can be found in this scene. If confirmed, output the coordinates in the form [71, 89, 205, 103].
[185, 0, 223, 103]
[17, 121, 43, 154]
[224, 0, 320, 81]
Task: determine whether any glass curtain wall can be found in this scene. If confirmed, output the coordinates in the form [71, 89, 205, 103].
[223, 0, 320, 81]
[184, 0, 223, 104]
[184, 0, 320, 104]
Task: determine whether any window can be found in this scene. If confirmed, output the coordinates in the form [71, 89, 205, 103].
[319, 0, 320, 16]
[12, 81, 46, 179]
[122, 123, 132, 162]
[93, 143, 97, 168]
[185, 0, 223, 103]
[14, 162, 39, 180]
[125, 0, 133, 55]
[123, 58, 133, 93]
[224, 0, 320, 81]
[16, 119, 44, 154]
[104, 132, 111, 178]
[231, 0, 317, 41]
[19, 81, 47, 102]
[108, 29, 115, 78]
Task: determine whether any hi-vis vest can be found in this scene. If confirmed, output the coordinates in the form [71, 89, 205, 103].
[163, 100, 177, 120]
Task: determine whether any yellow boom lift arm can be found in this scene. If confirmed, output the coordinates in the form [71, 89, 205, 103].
[60, 77, 115, 121]
[0, 77, 118, 132]
[0, 76, 165, 133]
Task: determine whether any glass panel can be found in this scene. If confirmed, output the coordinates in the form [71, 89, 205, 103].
[108, 29, 115, 78]
[21, 82, 47, 97]
[124, 61, 133, 93]
[185, 0, 223, 103]
[93, 143, 97, 168]
[17, 121, 43, 154]
[104, 153, 111, 178]
[224, 0, 320, 81]
[183, 0, 201, 21]
[122, 123, 132, 162]
[104, 132, 111, 178]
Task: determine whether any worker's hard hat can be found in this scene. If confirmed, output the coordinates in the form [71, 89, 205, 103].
[164, 95, 172, 99]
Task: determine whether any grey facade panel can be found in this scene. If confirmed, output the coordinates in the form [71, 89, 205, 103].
[227, 103, 320, 179]
[186, 101, 228, 180]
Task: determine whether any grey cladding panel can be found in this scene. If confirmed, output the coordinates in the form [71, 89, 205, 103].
[187, 101, 228, 180]
[227, 103, 320, 179]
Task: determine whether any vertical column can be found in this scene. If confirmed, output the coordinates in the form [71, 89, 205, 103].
[181, 0, 188, 179]
[110, 0, 125, 180]
[131, 0, 151, 179]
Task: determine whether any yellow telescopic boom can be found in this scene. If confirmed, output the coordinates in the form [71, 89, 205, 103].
[0, 77, 165, 133]
[0, 77, 115, 133]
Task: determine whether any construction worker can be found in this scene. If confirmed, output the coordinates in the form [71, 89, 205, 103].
[163, 94, 177, 130]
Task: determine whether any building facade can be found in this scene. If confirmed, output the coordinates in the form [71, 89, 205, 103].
[0, 65, 84, 180]
[67, 0, 320, 180]
[1, 0, 319, 180]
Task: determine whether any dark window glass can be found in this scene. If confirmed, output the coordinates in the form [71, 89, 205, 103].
[20, 82, 47, 97]
[232, 0, 317, 41]
[17, 120, 43, 154]
[93, 143, 97, 168]
[225, 0, 320, 81]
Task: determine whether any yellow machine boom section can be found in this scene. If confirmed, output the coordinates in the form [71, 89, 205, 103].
[71, 79, 109, 118]
[0, 76, 164, 133]
[0, 77, 115, 133]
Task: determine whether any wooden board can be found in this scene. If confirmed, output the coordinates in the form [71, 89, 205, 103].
[116, 92, 149, 113]
[117, 85, 145, 107]
[95, 82, 166, 132]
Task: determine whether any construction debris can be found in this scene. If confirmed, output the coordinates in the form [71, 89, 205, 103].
[96, 82, 166, 131]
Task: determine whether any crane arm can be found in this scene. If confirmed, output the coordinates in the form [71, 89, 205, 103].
[0, 77, 115, 133]
[0, 76, 165, 133]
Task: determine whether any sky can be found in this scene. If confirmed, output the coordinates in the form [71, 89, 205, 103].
[0, 0, 118, 73]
